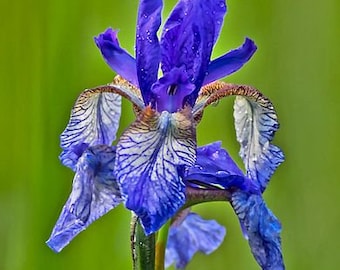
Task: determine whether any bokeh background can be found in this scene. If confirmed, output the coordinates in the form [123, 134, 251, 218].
[1, 0, 339, 269]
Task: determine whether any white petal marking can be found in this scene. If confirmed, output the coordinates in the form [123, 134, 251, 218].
[234, 94, 284, 191]
[116, 107, 196, 233]
[60, 86, 122, 151]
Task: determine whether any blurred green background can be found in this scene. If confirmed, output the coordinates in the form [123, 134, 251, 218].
[1, 0, 339, 269]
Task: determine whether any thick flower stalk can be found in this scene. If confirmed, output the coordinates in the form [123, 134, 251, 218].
[46, 0, 285, 269]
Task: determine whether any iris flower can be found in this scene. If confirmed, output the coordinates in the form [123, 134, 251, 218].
[47, 0, 285, 269]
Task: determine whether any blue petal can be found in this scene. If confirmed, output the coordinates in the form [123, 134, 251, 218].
[185, 142, 260, 193]
[232, 192, 285, 270]
[95, 28, 138, 86]
[204, 38, 257, 85]
[160, 0, 227, 105]
[233, 94, 284, 191]
[60, 85, 121, 170]
[165, 212, 226, 269]
[151, 66, 195, 113]
[115, 107, 196, 234]
[193, 81, 284, 192]
[46, 145, 121, 252]
[135, 0, 162, 104]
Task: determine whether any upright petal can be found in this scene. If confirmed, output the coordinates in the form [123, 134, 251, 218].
[46, 145, 121, 252]
[232, 192, 285, 270]
[203, 38, 257, 85]
[160, 0, 227, 105]
[60, 85, 121, 170]
[95, 28, 138, 86]
[115, 107, 196, 234]
[165, 212, 226, 269]
[192, 81, 284, 191]
[185, 142, 259, 193]
[136, 0, 162, 104]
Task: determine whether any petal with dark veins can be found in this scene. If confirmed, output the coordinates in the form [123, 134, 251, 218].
[47, 145, 121, 252]
[115, 107, 196, 234]
[193, 81, 284, 191]
[60, 86, 121, 170]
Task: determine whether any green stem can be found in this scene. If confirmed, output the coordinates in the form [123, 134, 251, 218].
[131, 214, 156, 270]
[129, 187, 231, 269]
[155, 220, 170, 270]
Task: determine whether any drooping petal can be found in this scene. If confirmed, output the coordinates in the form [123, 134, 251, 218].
[60, 85, 121, 170]
[165, 212, 226, 269]
[135, 0, 162, 104]
[232, 191, 285, 270]
[203, 38, 257, 85]
[46, 145, 121, 252]
[192, 82, 284, 191]
[160, 0, 227, 105]
[109, 75, 145, 110]
[95, 28, 138, 86]
[115, 107, 196, 234]
[233, 94, 284, 192]
[185, 142, 259, 193]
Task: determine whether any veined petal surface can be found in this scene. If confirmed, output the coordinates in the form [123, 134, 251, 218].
[47, 145, 121, 252]
[192, 81, 284, 191]
[233, 93, 284, 191]
[60, 86, 121, 170]
[165, 212, 226, 269]
[116, 107, 196, 234]
[232, 192, 284, 270]
[95, 28, 138, 86]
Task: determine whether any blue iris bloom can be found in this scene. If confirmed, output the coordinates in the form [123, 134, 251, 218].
[92, 0, 256, 234]
[47, 0, 285, 269]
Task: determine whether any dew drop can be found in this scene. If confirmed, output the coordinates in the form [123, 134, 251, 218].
[194, 165, 203, 170]
[216, 171, 229, 177]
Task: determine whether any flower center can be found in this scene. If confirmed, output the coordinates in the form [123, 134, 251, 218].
[151, 67, 195, 113]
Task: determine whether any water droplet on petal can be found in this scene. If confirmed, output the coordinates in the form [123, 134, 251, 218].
[216, 171, 229, 177]
[194, 165, 203, 170]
